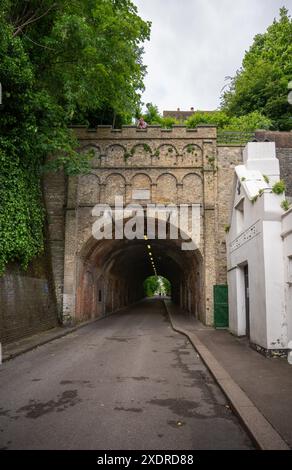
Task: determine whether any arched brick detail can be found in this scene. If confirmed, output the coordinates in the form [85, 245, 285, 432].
[78, 173, 100, 206]
[156, 173, 178, 204]
[181, 144, 203, 167]
[105, 144, 127, 167]
[105, 173, 126, 204]
[182, 173, 203, 203]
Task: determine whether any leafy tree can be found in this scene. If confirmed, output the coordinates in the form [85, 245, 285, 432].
[0, 1, 150, 273]
[185, 111, 230, 129]
[6, 0, 151, 126]
[143, 276, 171, 297]
[142, 102, 178, 128]
[221, 7, 292, 130]
[185, 110, 271, 132]
[161, 277, 171, 295]
[144, 105, 272, 132]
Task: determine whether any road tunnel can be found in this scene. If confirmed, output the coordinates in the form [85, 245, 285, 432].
[76, 234, 203, 322]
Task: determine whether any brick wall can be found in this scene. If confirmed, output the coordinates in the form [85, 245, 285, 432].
[0, 256, 58, 345]
[42, 169, 67, 316]
[216, 146, 243, 284]
[1, 127, 291, 342]
[278, 149, 292, 198]
[255, 130, 292, 198]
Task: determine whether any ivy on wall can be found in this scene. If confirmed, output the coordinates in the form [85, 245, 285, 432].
[0, 150, 44, 274]
[0, 1, 150, 275]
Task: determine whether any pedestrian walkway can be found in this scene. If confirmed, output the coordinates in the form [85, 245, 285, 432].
[164, 300, 292, 450]
[1, 320, 96, 362]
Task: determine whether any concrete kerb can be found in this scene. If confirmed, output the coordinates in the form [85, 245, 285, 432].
[163, 300, 290, 451]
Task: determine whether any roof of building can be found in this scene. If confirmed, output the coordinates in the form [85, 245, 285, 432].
[163, 109, 216, 121]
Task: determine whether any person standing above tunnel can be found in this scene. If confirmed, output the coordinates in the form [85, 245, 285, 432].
[137, 117, 148, 129]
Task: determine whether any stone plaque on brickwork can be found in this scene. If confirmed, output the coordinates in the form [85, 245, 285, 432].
[132, 189, 150, 200]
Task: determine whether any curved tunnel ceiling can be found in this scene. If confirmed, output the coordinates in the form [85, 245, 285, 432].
[86, 238, 200, 286]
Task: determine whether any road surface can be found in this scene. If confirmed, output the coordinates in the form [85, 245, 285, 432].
[0, 299, 254, 449]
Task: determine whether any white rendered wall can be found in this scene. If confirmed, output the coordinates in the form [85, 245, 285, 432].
[227, 142, 287, 350]
[282, 208, 292, 345]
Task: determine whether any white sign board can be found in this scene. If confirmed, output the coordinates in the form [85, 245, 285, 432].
[132, 189, 151, 200]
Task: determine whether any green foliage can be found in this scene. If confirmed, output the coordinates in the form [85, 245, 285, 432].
[185, 111, 230, 129]
[224, 224, 230, 233]
[143, 276, 171, 297]
[251, 195, 258, 204]
[185, 110, 271, 132]
[143, 143, 151, 153]
[160, 116, 178, 129]
[6, 0, 151, 126]
[143, 103, 161, 124]
[223, 112, 272, 132]
[263, 174, 270, 184]
[143, 104, 271, 133]
[142, 102, 178, 128]
[272, 180, 286, 194]
[221, 7, 292, 130]
[281, 199, 291, 211]
[0, 148, 44, 274]
[0, 1, 150, 273]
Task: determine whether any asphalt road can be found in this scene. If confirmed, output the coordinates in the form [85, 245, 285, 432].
[0, 299, 254, 450]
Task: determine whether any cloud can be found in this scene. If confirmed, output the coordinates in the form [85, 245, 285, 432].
[134, 0, 289, 111]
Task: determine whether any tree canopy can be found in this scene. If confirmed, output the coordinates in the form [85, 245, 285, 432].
[144, 276, 171, 297]
[142, 103, 272, 134]
[185, 110, 272, 132]
[0, 0, 150, 273]
[221, 7, 292, 130]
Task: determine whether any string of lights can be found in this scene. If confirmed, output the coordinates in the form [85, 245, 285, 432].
[144, 235, 157, 276]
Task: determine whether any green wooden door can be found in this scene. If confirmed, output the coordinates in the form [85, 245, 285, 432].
[214, 285, 229, 328]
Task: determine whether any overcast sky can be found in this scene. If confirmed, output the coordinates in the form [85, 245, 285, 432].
[133, 0, 291, 112]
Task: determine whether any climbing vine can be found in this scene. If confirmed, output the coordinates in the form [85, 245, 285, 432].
[0, 148, 44, 274]
[0, 1, 150, 274]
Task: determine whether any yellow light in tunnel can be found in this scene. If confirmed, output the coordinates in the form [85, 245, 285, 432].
[149, 252, 152, 256]
[144, 235, 148, 240]
[147, 245, 151, 249]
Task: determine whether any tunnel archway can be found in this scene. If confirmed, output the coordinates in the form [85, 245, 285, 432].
[75, 217, 204, 322]
[144, 275, 171, 298]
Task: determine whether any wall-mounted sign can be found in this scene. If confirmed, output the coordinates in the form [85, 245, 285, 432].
[132, 189, 151, 200]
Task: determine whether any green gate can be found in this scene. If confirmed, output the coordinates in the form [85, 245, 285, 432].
[214, 285, 229, 328]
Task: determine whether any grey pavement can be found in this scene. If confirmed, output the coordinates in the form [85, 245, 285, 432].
[0, 299, 254, 450]
[165, 300, 292, 449]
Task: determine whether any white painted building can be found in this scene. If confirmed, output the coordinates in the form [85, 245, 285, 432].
[282, 207, 292, 347]
[227, 142, 292, 353]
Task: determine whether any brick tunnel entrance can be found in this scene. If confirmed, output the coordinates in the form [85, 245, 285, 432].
[75, 236, 203, 322]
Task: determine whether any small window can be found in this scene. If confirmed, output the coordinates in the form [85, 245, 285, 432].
[98, 290, 102, 302]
